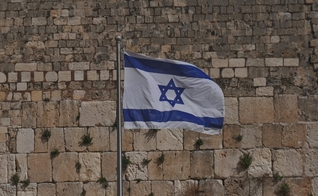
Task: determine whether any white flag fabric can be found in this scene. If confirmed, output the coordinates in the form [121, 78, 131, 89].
[123, 51, 224, 135]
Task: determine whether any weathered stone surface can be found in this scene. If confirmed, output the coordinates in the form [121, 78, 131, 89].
[134, 129, 156, 151]
[83, 182, 105, 196]
[307, 122, 318, 148]
[37, 183, 56, 195]
[59, 100, 79, 127]
[147, 151, 163, 180]
[190, 151, 214, 179]
[184, 130, 222, 150]
[16, 154, 27, 181]
[102, 152, 117, 181]
[22, 102, 37, 128]
[247, 148, 272, 178]
[224, 124, 261, 149]
[224, 174, 249, 196]
[80, 101, 116, 126]
[298, 96, 318, 121]
[163, 151, 190, 180]
[157, 129, 183, 150]
[262, 124, 282, 148]
[305, 149, 318, 177]
[88, 127, 109, 151]
[130, 181, 151, 196]
[56, 182, 83, 196]
[28, 154, 51, 182]
[175, 180, 199, 196]
[16, 128, 34, 153]
[37, 102, 59, 128]
[64, 128, 86, 152]
[110, 128, 133, 151]
[223, 124, 242, 148]
[239, 97, 274, 124]
[274, 94, 298, 123]
[273, 149, 303, 177]
[0, 155, 8, 183]
[53, 152, 79, 182]
[198, 179, 224, 196]
[312, 177, 318, 196]
[79, 153, 101, 181]
[282, 124, 306, 148]
[125, 152, 148, 180]
[0, 184, 16, 196]
[224, 97, 238, 124]
[264, 178, 311, 196]
[214, 149, 243, 178]
[152, 181, 174, 196]
[17, 183, 37, 196]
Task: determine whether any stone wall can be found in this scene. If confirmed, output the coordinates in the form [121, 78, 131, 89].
[0, 0, 317, 195]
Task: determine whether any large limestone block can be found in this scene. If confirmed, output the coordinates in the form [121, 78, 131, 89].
[102, 152, 117, 181]
[152, 181, 174, 196]
[184, 130, 222, 150]
[134, 129, 157, 151]
[163, 151, 190, 180]
[224, 97, 238, 124]
[37, 183, 56, 196]
[130, 181, 151, 196]
[147, 152, 163, 180]
[56, 182, 83, 196]
[34, 128, 64, 153]
[224, 175, 249, 196]
[224, 124, 262, 148]
[263, 178, 311, 196]
[28, 154, 51, 182]
[0, 184, 16, 196]
[22, 102, 36, 128]
[0, 155, 7, 183]
[37, 102, 59, 128]
[53, 152, 79, 182]
[214, 149, 243, 178]
[262, 124, 282, 148]
[305, 149, 318, 177]
[274, 94, 298, 123]
[59, 100, 79, 127]
[79, 153, 101, 181]
[17, 128, 34, 153]
[247, 148, 272, 178]
[239, 97, 274, 124]
[125, 152, 148, 180]
[17, 183, 36, 196]
[88, 127, 110, 151]
[312, 177, 318, 196]
[273, 149, 303, 177]
[190, 151, 214, 179]
[110, 128, 133, 151]
[174, 180, 199, 196]
[16, 154, 27, 181]
[64, 128, 86, 152]
[282, 124, 306, 148]
[79, 101, 116, 126]
[198, 179, 224, 196]
[157, 129, 183, 150]
[298, 95, 318, 121]
[307, 122, 318, 148]
[83, 182, 105, 196]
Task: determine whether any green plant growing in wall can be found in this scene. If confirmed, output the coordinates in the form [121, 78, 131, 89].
[239, 152, 252, 169]
[122, 155, 131, 170]
[273, 172, 283, 182]
[41, 129, 51, 141]
[21, 179, 30, 187]
[80, 133, 93, 146]
[136, 179, 142, 183]
[11, 173, 20, 185]
[234, 134, 243, 142]
[97, 177, 108, 188]
[157, 154, 164, 165]
[43, 98, 50, 102]
[142, 158, 152, 165]
[148, 193, 154, 196]
[195, 138, 203, 149]
[50, 148, 60, 159]
[76, 114, 80, 121]
[75, 161, 81, 173]
[278, 182, 290, 196]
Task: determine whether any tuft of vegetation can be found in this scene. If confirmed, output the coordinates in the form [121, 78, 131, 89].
[142, 158, 152, 165]
[81, 189, 86, 196]
[273, 172, 283, 182]
[21, 179, 30, 187]
[136, 179, 142, 183]
[195, 138, 203, 149]
[80, 133, 93, 146]
[75, 161, 81, 173]
[122, 155, 131, 170]
[97, 177, 108, 188]
[11, 173, 20, 185]
[148, 193, 154, 196]
[76, 115, 80, 121]
[50, 148, 60, 159]
[278, 182, 290, 196]
[41, 129, 51, 141]
[239, 152, 253, 169]
[234, 134, 243, 142]
[43, 98, 50, 102]
[157, 154, 165, 165]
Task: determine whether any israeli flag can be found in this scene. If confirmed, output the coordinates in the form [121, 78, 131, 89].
[123, 51, 224, 135]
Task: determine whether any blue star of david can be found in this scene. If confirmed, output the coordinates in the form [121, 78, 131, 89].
[158, 79, 185, 107]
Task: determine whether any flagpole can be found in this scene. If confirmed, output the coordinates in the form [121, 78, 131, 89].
[115, 35, 123, 196]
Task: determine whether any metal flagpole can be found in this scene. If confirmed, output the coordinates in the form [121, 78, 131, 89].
[115, 35, 123, 196]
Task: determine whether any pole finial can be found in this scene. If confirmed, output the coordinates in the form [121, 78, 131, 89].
[115, 35, 122, 41]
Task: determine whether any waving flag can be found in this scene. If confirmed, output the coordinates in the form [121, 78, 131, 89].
[123, 51, 224, 135]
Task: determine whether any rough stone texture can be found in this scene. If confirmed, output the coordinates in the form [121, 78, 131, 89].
[64, 128, 86, 152]
[224, 174, 250, 196]
[305, 149, 318, 177]
[37, 183, 56, 196]
[52, 152, 79, 182]
[125, 152, 148, 181]
[16, 154, 27, 181]
[175, 180, 199, 196]
[273, 149, 303, 177]
[262, 124, 282, 148]
[101, 152, 117, 182]
[59, 100, 79, 127]
[28, 154, 51, 182]
[37, 102, 59, 128]
[0, 184, 16, 196]
[130, 181, 151, 196]
[307, 122, 318, 148]
[133, 129, 156, 151]
[224, 97, 238, 124]
[214, 149, 243, 178]
[239, 97, 274, 124]
[147, 151, 163, 180]
[79, 101, 116, 126]
[198, 179, 224, 196]
[0, 155, 7, 183]
[282, 124, 306, 148]
[56, 182, 83, 196]
[79, 153, 101, 181]
[163, 151, 190, 180]
[274, 95, 298, 123]
[156, 129, 183, 150]
[190, 151, 214, 179]
[17, 183, 37, 196]
[83, 182, 105, 196]
[152, 181, 174, 196]
[88, 127, 110, 151]
[16, 128, 34, 153]
[247, 148, 272, 178]
[184, 130, 222, 150]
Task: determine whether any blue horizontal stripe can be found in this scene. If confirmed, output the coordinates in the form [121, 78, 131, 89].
[123, 109, 224, 129]
[124, 53, 212, 80]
